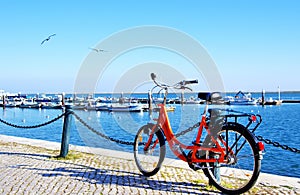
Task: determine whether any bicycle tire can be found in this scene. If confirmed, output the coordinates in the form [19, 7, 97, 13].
[133, 123, 166, 177]
[202, 122, 261, 194]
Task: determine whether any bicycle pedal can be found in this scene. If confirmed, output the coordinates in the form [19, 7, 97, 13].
[192, 140, 202, 146]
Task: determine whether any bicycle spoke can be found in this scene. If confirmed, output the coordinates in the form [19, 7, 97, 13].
[134, 124, 166, 177]
[203, 124, 261, 194]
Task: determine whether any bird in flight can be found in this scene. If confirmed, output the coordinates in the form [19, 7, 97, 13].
[88, 47, 108, 53]
[41, 34, 56, 45]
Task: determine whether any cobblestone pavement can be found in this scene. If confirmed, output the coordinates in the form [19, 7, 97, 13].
[0, 138, 299, 195]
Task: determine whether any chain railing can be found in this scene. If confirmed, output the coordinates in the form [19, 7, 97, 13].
[72, 112, 300, 155]
[256, 135, 300, 154]
[0, 112, 67, 129]
[72, 112, 135, 145]
[0, 108, 73, 157]
[73, 111, 201, 145]
[0, 108, 299, 156]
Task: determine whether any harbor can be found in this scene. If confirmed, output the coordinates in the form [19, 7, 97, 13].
[0, 90, 300, 193]
[0, 93, 300, 179]
[1, 90, 300, 112]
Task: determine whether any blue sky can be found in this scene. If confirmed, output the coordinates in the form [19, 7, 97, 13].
[0, 1, 299, 93]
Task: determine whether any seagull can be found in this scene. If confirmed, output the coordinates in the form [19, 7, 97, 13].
[41, 34, 56, 45]
[88, 47, 108, 52]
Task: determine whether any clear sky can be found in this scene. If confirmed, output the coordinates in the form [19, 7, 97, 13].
[1, 0, 299, 93]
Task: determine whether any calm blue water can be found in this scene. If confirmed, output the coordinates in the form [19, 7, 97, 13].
[0, 92, 300, 178]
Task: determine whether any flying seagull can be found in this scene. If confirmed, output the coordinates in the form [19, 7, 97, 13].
[41, 34, 56, 45]
[88, 47, 108, 52]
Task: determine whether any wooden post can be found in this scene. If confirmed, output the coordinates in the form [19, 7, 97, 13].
[59, 105, 73, 157]
[73, 93, 76, 105]
[119, 92, 124, 104]
[148, 90, 152, 112]
[2, 95, 5, 109]
[61, 92, 65, 106]
[261, 89, 265, 106]
[181, 90, 184, 105]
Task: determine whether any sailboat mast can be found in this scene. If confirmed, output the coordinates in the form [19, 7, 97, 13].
[278, 86, 281, 101]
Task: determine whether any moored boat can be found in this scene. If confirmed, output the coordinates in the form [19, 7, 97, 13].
[152, 106, 176, 112]
[19, 98, 40, 108]
[226, 91, 257, 105]
[40, 103, 63, 109]
[108, 104, 143, 112]
[95, 104, 109, 111]
[260, 97, 283, 105]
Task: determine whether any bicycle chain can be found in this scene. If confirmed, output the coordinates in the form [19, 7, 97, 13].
[0, 112, 67, 129]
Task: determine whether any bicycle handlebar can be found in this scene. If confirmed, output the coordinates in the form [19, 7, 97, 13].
[180, 79, 198, 85]
[150, 73, 198, 91]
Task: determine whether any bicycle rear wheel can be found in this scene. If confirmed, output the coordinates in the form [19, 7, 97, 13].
[202, 123, 261, 194]
[134, 123, 166, 177]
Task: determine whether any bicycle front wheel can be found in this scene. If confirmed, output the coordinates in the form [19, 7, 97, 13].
[202, 123, 261, 194]
[134, 123, 166, 177]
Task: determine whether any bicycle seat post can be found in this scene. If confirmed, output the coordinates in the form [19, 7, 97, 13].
[163, 88, 168, 105]
[202, 100, 209, 115]
[198, 92, 211, 115]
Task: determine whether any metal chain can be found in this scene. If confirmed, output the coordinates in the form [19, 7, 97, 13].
[73, 111, 200, 145]
[174, 122, 200, 138]
[72, 112, 135, 145]
[0, 112, 67, 129]
[2, 108, 298, 155]
[256, 135, 300, 154]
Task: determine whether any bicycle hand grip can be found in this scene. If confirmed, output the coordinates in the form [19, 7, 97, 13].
[184, 79, 198, 85]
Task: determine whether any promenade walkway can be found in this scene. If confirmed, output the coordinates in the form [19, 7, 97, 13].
[0, 135, 299, 194]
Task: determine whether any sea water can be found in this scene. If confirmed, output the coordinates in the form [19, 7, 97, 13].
[0, 92, 299, 178]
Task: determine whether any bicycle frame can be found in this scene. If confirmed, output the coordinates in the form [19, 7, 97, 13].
[135, 73, 265, 194]
[149, 103, 231, 164]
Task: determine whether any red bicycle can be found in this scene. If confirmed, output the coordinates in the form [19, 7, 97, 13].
[134, 73, 265, 194]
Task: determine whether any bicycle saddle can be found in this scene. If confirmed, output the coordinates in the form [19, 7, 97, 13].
[198, 92, 223, 103]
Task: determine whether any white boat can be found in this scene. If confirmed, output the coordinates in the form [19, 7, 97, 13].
[19, 99, 40, 108]
[108, 104, 143, 112]
[95, 104, 109, 111]
[262, 97, 283, 105]
[72, 103, 87, 110]
[2, 102, 19, 108]
[153, 97, 164, 104]
[226, 91, 257, 105]
[152, 105, 176, 112]
[3, 98, 23, 107]
[185, 96, 204, 104]
[260, 87, 282, 106]
[40, 102, 63, 109]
